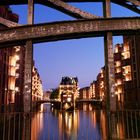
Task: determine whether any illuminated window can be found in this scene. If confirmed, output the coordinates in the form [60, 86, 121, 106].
[9, 67, 16, 76]
[8, 77, 15, 90]
[114, 47, 118, 53]
[118, 94, 120, 101]
[116, 67, 121, 73]
[100, 81, 104, 88]
[115, 61, 121, 67]
[125, 74, 132, 81]
[123, 65, 132, 81]
[9, 56, 16, 66]
[123, 44, 129, 52]
[118, 87, 122, 94]
[123, 65, 131, 74]
[15, 55, 20, 61]
[117, 79, 122, 85]
[122, 51, 130, 59]
[14, 46, 20, 52]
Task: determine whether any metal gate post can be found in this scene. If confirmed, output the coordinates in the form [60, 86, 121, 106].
[103, 0, 116, 139]
[23, 0, 34, 113]
[23, 1, 34, 140]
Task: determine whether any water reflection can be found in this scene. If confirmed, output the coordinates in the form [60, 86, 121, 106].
[31, 103, 108, 140]
[0, 103, 140, 140]
[31, 105, 44, 140]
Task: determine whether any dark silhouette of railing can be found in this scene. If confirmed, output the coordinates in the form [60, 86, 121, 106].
[0, 110, 140, 140]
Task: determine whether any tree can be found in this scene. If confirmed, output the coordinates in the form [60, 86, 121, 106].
[50, 88, 59, 99]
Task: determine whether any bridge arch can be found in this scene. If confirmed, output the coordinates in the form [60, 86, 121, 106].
[0, 0, 140, 113]
[0, 17, 140, 46]
[0, 0, 140, 14]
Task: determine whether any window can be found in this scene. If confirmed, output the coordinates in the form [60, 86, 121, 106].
[125, 74, 132, 81]
[123, 65, 132, 81]
[9, 67, 16, 76]
[116, 67, 121, 73]
[122, 51, 130, 59]
[123, 44, 129, 52]
[114, 47, 118, 53]
[123, 65, 131, 74]
[9, 56, 16, 66]
[117, 79, 122, 85]
[115, 61, 121, 67]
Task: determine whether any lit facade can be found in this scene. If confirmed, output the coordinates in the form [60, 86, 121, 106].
[96, 67, 105, 101]
[32, 66, 43, 102]
[114, 43, 124, 109]
[0, 6, 26, 112]
[0, 6, 44, 112]
[0, 46, 26, 112]
[90, 81, 97, 99]
[114, 35, 140, 109]
[79, 87, 91, 99]
[89, 36, 140, 110]
[59, 77, 79, 103]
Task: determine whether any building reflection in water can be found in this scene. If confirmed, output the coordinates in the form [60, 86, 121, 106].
[31, 104, 44, 140]
[31, 103, 108, 140]
[29, 103, 132, 140]
[1, 103, 140, 140]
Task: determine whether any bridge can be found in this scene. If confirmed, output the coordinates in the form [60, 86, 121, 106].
[0, 0, 140, 113]
[36, 98, 102, 110]
[0, 1, 140, 140]
[37, 99, 61, 103]
[37, 98, 101, 103]
[0, 17, 140, 47]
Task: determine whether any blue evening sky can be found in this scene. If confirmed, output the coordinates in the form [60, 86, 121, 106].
[11, 2, 139, 90]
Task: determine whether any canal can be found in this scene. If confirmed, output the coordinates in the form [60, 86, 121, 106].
[32, 103, 107, 140]
[0, 103, 140, 140]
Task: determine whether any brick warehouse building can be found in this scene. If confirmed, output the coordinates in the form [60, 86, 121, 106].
[83, 35, 140, 110]
[114, 36, 140, 109]
[0, 6, 44, 112]
[0, 6, 25, 112]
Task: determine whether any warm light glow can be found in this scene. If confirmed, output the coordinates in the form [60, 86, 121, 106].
[115, 61, 121, 67]
[9, 77, 15, 90]
[123, 65, 131, 74]
[9, 67, 16, 76]
[125, 74, 132, 81]
[118, 93, 121, 101]
[100, 81, 104, 88]
[118, 87, 122, 94]
[123, 65, 132, 81]
[117, 79, 122, 85]
[15, 55, 20, 60]
[115, 47, 119, 53]
[14, 46, 20, 52]
[11, 92, 15, 103]
[123, 44, 129, 52]
[15, 87, 19, 91]
[9, 56, 16, 66]
[67, 97, 71, 102]
[116, 67, 121, 73]
[122, 51, 130, 59]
